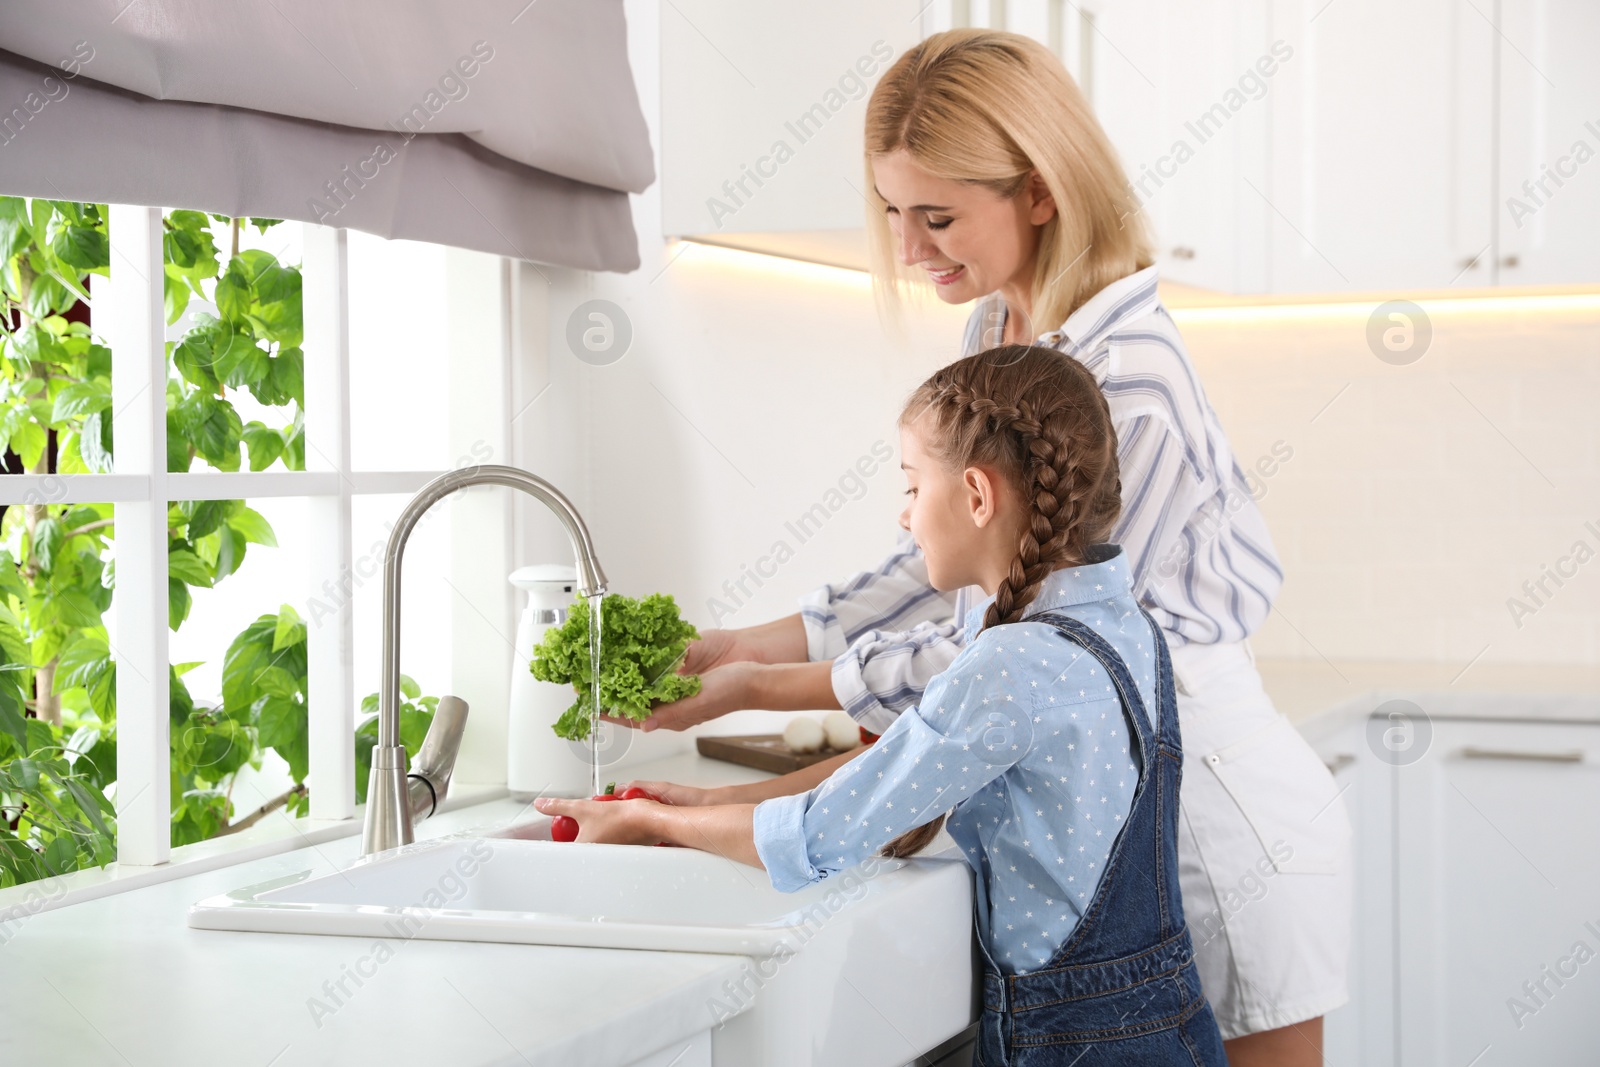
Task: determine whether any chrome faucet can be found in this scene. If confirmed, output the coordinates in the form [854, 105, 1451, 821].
[362, 465, 609, 855]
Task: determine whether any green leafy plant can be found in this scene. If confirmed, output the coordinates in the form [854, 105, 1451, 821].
[208, 606, 437, 830]
[0, 651, 116, 884]
[163, 209, 303, 475]
[531, 592, 700, 741]
[353, 676, 437, 805]
[0, 198, 407, 886]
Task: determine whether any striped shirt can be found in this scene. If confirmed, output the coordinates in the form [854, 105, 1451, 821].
[798, 266, 1283, 734]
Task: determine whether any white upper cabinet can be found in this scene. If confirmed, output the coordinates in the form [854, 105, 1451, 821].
[659, 0, 926, 268]
[1265, 0, 1495, 292]
[1121, 0, 1272, 292]
[1494, 0, 1600, 287]
[659, 0, 1599, 291]
[996, 0, 1273, 292]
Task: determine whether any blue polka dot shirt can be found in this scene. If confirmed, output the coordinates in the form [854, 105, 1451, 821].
[752, 543, 1158, 974]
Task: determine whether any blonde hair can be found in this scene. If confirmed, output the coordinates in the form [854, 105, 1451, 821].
[880, 345, 1121, 859]
[864, 29, 1153, 334]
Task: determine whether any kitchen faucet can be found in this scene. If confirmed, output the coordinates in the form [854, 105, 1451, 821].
[362, 464, 609, 856]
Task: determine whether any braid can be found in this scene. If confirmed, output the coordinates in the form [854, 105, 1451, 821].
[880, 344, 1119, 861]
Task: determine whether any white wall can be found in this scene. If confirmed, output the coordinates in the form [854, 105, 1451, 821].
[1179, 299, 1600, 666]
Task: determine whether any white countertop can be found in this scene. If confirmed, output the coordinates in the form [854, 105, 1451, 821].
[1255, 656, 1600, 725]
[0, 752, 777, 1067]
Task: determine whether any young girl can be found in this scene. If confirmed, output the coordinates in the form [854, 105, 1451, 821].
[536, 346, 1226, 1064]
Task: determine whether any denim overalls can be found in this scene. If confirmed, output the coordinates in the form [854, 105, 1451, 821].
[974, 606, 1227, 1066]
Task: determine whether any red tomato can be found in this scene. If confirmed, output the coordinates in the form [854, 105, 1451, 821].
[550, 815, 579, 842]
[860, 725, 879, 745]
[617, 786, 660, 802]
[591, 793, 620, 802]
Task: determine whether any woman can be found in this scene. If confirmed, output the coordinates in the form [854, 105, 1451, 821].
[616, 29, 1350, 1067]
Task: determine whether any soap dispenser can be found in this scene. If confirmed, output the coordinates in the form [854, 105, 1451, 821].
[507, 564, 588, 798]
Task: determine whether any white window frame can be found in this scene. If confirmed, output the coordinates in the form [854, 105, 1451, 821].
[0, 209, 519, 868]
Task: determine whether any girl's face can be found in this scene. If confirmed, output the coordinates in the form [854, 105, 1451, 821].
[871, 149, 1057, 314]
[897, 418, 1024, 596]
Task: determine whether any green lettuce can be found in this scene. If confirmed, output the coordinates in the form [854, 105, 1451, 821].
[531, 592, 701, 740]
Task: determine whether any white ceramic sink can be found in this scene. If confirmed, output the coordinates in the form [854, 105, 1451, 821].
[191, 818, 943, 956]
[189, 815, 978, 1065]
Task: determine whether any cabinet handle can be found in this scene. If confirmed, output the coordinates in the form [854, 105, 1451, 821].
[1323, 753, 1355, 774]
[1460, 745, 1583, 764]
[1499, 255, 1520, 269]
[1457, 254, 1483, 270]
[1170, 246, 1196, 261]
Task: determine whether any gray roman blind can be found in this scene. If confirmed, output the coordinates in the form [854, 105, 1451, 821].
[0, 0, 654, 270]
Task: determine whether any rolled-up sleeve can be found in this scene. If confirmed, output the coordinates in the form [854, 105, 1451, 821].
[751, 791, 820, 892]
[798, 530, 958, 662]
[831, 621, 966, 734]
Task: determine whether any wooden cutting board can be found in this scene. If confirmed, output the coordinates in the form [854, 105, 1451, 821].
[696, 733, 856, 774]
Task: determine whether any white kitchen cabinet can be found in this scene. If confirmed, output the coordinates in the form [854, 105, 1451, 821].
[972, 0, 1273, 291]
[659, 0, 1274, 285]
[1303, 706, 1600, 1066]
[1494, 0, 1600, 286]
[1394, 717, 1600, 1067]
[660, 0, 1598, 291]
[659, 0, 925, 267]
[1262, 0, 1598, 293]
[1264, 0, 1496, 293]
[1149, 0, 1272, 292]
[1304, 704, 1398, 1066]
[1062, 0, 1599, 293]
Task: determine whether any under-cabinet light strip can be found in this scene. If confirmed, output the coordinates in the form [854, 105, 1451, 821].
[1169, 292, 1600, 324]
[674, 240, 1600, 320]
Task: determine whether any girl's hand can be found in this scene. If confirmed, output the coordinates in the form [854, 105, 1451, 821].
[533, 796, 664, 845]
[617, 779, 737, 807]
[537, 797, 764, 869]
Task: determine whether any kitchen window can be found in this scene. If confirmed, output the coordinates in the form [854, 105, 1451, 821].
[1, 205, 520, 875]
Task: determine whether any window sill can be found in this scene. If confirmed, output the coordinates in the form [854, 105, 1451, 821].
[0, 781, 509, 924]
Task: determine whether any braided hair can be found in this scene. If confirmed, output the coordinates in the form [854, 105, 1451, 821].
[880, 344, 1121, 860]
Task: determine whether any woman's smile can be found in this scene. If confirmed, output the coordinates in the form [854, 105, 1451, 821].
[870, 148, 1052, 313]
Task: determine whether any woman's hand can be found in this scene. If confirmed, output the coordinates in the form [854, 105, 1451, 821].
[592, 655, 758, 729]
[680, 629, 757, 673]
[599, 660, 764, 733]
[648, 660, 764, 731]
[533, 796, 664, 845]
[599, 657, 841, 732]
[685, 615, 810, 672]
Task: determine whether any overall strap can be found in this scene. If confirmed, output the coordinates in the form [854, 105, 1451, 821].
[1022, 604, 1180, 941]
[1136, 602, 1181, 759]
[1024, 607, 1162, 757]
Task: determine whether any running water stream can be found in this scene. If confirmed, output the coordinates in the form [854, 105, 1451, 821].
[586, 591, 604, 796]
